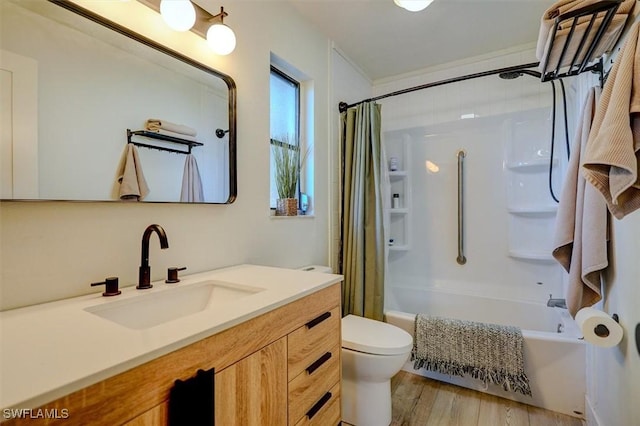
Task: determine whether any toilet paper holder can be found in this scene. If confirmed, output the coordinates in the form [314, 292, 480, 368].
[593, 313, 619, 337]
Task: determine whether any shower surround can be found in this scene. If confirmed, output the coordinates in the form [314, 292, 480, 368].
[377, 50, 585, 416]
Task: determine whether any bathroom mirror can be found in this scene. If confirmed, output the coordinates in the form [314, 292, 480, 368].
[0, 0, 237, 203]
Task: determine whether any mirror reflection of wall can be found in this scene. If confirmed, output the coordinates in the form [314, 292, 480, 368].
[0, 0, 234, 203]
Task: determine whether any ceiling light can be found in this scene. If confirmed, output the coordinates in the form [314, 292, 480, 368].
[160, 0, 196, 32]
[206, 7, 236, 55]
[394, 0, 434, 12]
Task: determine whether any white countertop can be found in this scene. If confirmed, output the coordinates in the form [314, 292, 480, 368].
[0, 264, 342, 410]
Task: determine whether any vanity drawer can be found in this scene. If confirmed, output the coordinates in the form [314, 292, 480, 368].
[288, 344, 340, 425]
[293, 382, 341, 426]
[288, 306, 340, 380]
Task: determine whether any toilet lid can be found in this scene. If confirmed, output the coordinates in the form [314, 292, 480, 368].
[342, 314, 413, 355]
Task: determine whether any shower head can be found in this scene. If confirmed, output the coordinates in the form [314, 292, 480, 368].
[498, 69, 542, 80]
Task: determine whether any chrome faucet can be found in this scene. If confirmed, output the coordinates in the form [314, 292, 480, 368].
[547, 294, 567, 309]
[137, 224, 169, 289]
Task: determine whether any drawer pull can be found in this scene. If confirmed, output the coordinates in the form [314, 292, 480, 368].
[306, 352, 332, 375]
[306, 391, 332, 420]
[306, 311, 331, 329]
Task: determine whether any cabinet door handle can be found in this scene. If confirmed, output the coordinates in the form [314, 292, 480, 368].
[306, 352, 332, 375]
[306, 391, 332, 420]
[306, 311, 331, 329]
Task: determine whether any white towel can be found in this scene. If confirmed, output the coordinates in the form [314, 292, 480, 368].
[118, 144, 149, 201]
[146, 119, 197, 137]
[180, 154, 204, 202]
[536, 0, 635, 72]
[582, 21, 640, 219]
[553, 87, 609, 317]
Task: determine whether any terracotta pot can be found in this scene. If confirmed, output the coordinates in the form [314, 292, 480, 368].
[276, 198, 298, 216]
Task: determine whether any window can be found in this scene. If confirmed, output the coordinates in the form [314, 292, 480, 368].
[270, 66, 300, 209]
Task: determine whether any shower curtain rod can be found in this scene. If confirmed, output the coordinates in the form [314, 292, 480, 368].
[338, 61, 541, 113]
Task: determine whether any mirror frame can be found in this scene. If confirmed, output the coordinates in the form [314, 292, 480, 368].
[39, 0, 238, 203]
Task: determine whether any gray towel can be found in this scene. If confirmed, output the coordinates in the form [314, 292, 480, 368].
[412, 314, 531, 396]
[180, 154, 204, 202]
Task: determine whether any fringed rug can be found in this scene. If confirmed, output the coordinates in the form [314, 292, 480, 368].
[412, 314, 532, 396]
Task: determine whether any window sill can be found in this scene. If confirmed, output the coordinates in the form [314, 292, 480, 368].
[269, 212, 315, 219]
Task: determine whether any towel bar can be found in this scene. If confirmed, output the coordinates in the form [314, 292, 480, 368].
[127, 129, 203, 155]
[540, 0, 623, 83]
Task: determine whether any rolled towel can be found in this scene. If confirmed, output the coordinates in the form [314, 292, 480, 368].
[539, 14, 628, 72]
[117, 144, 149, 201]
[536, 0, 635, 72]
[146, 118, 197, 137]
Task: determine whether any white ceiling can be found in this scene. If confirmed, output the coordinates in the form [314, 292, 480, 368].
[288, 0, 552, 81]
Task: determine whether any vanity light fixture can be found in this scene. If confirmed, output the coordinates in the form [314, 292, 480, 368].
[138, 0, 236, 55]
[159, 0, 196, 31]
[206, 7, 236, 55]
[394, 0, 434, 12]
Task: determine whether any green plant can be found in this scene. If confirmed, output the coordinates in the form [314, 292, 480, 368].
[271, 135, 310, 199]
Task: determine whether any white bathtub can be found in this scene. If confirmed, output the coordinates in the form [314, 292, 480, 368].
[384, 286, 586, 418]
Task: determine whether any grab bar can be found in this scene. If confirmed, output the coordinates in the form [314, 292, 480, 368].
[457, 150, 467, 265]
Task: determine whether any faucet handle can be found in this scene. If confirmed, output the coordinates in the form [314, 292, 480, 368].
[166, 267, 187, 284]
[91, 277, 121, 297]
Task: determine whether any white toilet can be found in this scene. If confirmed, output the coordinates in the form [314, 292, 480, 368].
[341, 314, 413, 426]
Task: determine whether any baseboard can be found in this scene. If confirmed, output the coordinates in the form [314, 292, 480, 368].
[585, 396, 602, 426]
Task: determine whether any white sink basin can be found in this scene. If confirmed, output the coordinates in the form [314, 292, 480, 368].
[84, 280, 264, 330]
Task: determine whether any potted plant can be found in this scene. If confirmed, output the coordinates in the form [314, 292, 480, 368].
[272, 135, 309, 216]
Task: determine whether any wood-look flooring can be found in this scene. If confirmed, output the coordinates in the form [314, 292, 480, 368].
[391, 371, 584, 426]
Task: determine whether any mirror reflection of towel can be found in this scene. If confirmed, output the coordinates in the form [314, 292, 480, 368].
[146, 118, 197, 137]
[180, 154, 204, 202]
[118, 144, 149, 201]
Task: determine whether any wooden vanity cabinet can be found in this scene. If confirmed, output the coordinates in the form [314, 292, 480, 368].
[5, 283, 341, 426]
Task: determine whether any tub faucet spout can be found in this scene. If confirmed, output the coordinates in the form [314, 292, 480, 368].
[547, 294, 567, 309]
[138, 224, 169, 289]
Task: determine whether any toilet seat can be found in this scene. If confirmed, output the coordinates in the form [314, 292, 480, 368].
[342, 314, 413, 356]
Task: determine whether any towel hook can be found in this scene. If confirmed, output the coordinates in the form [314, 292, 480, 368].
[215, 128, 229, 138]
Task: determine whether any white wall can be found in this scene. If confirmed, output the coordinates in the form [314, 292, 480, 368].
[0, 0, 332, 310]
[586, 214, 640, 426]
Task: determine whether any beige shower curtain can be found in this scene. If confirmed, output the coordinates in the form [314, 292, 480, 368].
[339, 102, 387, 321]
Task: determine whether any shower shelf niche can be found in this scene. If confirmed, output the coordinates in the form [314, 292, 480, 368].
[387, 135, 412, 252]
[504, 109, 561, 264]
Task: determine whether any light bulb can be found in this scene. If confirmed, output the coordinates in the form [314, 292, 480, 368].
[206, 23, 236, 55]
[394, 0, 433, 12]
[160, 0, 196, 32]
